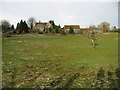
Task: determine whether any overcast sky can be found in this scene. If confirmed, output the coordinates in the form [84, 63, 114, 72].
[0, 0, 119, 28]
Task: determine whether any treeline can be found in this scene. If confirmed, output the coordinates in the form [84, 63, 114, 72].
[0, 19, 29, 34]
[49, 24, 61, 34]
[0, 20, 14, 32]
[16, 20, 29, 34]
[0, 17, 119, 35]
[0, 17, 36, 34]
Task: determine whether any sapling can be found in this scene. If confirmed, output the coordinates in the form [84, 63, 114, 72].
[88, 32, 97, 49]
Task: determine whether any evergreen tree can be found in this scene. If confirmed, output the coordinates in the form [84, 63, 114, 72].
[16, 22, 20, 30]
[113, 26, 116, 30]
[23, 21, 29, 33]
[19, 20, 24, 33]
[11, 25, 14, 30]
[49, 27, 52, 33]
[69, 27, 74, 34]
[58, 24, 61, 28]
[55, 26, 59, 33]
[16, 20, 29, 33]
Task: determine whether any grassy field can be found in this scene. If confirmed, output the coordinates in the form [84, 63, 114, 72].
[2, 33, 118, 88]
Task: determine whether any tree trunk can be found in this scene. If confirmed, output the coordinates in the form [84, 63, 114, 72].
[92, 39, 95, 49]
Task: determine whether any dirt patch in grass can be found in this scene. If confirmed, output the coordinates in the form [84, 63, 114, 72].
[54, 54, 65, 57]
[33, 52, 46, 56]
[103, 33, 110, 35]
[9, 40, 23, 43]
[21, 56, 34, 61]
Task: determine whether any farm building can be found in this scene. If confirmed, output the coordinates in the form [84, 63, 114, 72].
[80, 28, 91, 34]
[33, 20, 54, 33]
[63, 25, 80, 34]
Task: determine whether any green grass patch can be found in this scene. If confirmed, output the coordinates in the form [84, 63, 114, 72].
[2, 33, 118, 88]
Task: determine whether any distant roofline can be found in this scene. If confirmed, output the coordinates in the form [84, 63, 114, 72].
[64, 25, 80, 29]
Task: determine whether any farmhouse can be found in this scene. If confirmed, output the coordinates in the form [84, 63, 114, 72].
[64, 25, 80, 34]
[32, 20, 95, 34]
[80, 28, 91, 33]
[33, 20, 54, 33]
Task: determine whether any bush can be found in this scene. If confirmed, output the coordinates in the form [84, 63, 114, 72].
[30, 29, 43, 34]
[109, 29, 120, 33]
[60, 29, 66, 35]
[79, 30, 83, 34]
[107, 71, 117, 88]
[38, 31, 43, 34]
[13, 30, 16, 34]
[69, 27, 74, 34]
[116, 67, 120, 88]
[95, 68, 105, 88]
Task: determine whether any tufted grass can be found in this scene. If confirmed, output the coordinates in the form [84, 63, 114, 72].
[2, 33, 118, 88]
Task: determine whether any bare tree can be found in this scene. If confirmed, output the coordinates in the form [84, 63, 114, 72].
[27, 17, 36, 29]
[98, 22, 110, 32]
[88, 32, 97, 49]
[0, 20, 11, 32]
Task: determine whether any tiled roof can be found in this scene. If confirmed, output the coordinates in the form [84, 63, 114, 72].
[64, 25, 80, 29]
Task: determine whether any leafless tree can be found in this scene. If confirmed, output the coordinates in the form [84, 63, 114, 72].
[88, 32, 97, 49]
[27, 17, 36, 29]
[98, 22, 110, 32]
[0, 20, 11, 32]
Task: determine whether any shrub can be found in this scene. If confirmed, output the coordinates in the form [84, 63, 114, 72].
[116, 67, 120, 88]
[95, 68, 105, 88]
[60, 29, 66, 35]
[107, 71, 117, 88]
[69, 27, 74, 34]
